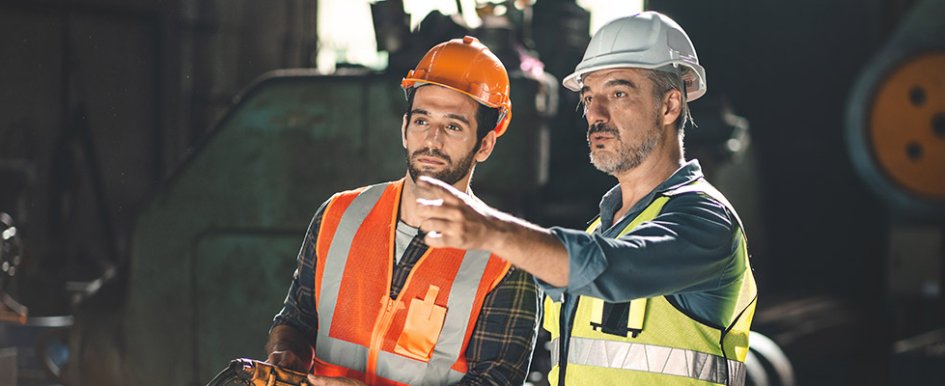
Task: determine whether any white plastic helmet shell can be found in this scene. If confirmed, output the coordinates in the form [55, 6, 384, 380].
[563, 11, 707, 102]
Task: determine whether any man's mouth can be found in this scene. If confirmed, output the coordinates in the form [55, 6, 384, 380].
[587, 123, 619, 147]
[590, 133, 614, 142]
[412, 148, 451, 167]
[415, 156, 447, 166]
[589, 132, 617, 148]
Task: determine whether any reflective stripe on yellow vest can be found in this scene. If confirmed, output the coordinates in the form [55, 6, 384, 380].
[543, 178, 757, 386]
[548, 337, 747, 385]
[314, 181, 511, 386]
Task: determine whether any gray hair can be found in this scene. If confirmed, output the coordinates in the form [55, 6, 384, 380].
[645, 67, 695, 134]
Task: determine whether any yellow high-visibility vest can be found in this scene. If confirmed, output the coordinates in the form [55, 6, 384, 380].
[543, 179, 757, 386]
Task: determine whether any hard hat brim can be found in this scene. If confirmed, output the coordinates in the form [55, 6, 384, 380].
[562, 61, 707, 102]
[402, 79, 504, 109]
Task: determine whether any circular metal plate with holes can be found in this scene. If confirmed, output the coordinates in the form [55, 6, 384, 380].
[847, 50, 945, 220]
[868, 53, 945, 200]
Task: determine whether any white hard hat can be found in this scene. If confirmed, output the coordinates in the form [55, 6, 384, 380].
[563, 11, 707, 102]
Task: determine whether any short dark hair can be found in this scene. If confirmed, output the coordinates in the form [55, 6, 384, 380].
[404, 87, 499, 149]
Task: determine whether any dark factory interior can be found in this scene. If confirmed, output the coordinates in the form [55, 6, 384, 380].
[1, 0, 943, 385]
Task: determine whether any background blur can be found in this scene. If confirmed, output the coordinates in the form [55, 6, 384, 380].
[1, 0, 943, 385]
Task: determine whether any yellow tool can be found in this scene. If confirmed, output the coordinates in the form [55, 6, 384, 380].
[206, 358, 310, 386]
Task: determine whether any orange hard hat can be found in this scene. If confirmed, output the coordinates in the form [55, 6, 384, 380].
[402, 36, 512, 137]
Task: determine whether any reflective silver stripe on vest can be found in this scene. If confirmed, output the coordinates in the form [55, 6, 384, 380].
[551, 337, 747, 386]
[317, 183, 388, 336]
[315, 335, 368, 372]
[315, 337, 466, 384]
[375, 351, 465, 386]
[418, 248, 491, 385]
[549, 337, 560, 370]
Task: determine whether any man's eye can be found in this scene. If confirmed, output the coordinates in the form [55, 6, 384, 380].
[446, 124, 461, 131]
[583, 96, 593, 104]
[614, 91, 626, 97]
[413, 119, 427, 125]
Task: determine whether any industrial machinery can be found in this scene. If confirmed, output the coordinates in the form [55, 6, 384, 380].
[846, 0, 945, 384]
[0, 212, 26, 324]
[846, 0, 945, 220]
[52, 0, 557, 382]
[67, 68, 553, 385]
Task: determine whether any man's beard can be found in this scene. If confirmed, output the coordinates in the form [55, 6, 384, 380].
[588, 116, 661, 175]
[407, 147, 477, 185]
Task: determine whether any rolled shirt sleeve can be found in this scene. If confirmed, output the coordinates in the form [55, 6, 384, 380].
[541, 192, 738, 304]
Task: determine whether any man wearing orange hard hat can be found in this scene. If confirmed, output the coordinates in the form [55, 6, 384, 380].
[264, 36, 539, 386]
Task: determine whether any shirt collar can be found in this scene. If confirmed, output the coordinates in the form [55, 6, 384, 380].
[596, 159, 705, 230]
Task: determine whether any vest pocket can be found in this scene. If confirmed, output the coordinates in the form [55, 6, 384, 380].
[394, 285, 446, 362]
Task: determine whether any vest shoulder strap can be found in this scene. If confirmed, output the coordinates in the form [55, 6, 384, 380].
[663, 178, 746, 234]
[332, 181, 395, 203]
[585, 196, 671, 236]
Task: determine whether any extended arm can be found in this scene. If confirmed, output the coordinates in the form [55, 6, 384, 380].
[415, 176, 737, 302]
[415, 176, 571, 287]
[549, 193, 736, 302]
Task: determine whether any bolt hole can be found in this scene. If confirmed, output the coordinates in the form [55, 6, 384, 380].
[906, 141, 923, 161]
[933, 113, 945, 138]
[909, 86, 926, 107]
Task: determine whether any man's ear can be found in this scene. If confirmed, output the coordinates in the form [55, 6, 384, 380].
[661, 89, 683, 128]
[401, 114, 408, 149]
[474, 130, 497, 163]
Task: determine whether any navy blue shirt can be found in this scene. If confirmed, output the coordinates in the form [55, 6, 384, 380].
[539, 160, 746, 380]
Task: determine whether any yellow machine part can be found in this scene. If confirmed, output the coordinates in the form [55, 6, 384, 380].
[868, 53, 945, 200]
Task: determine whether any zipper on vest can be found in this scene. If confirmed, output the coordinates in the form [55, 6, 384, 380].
[366, 245, 434, 383]
[367, 182, 431, 385]
[367, 296, 404, 385]
[366, 181, 402, 385]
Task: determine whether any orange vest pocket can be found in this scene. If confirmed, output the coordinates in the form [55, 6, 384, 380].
[394, 285, 446, 362]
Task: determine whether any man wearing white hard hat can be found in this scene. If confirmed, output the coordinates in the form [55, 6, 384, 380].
[414, 11, 756, 386]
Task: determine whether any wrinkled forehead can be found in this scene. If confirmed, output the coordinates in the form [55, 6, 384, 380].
[580, 68, 651, 93]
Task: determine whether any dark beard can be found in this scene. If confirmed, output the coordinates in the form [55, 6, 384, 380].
[406, 147, 477, 185]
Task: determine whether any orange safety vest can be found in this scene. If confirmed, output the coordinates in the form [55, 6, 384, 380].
[312, 179, 511, 386]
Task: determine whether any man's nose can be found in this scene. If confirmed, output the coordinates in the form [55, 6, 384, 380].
[423, 125, 445, 146]
[584, 98, 610, 126]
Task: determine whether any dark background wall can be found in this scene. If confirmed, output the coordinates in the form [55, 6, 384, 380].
[651, 0, 890, 298]
[0, 0, 317, 311]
